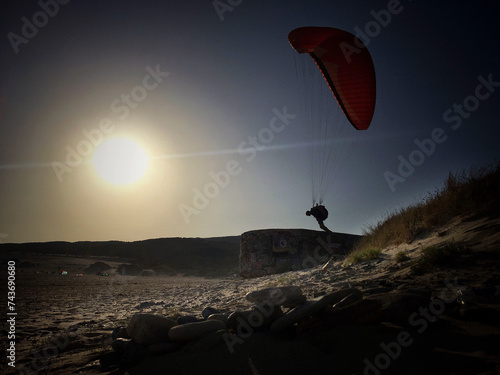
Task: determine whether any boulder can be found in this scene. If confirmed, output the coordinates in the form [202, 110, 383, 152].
[460, 306, 500, 324]
[112, 338, 135, 354]
[85, 261, 110, 274]
[111, 326, 130, 340]
[99, 351, 122, 371]
[366, 291, 431, 326]
[312, 298, 384, 330]
[207, 313, 231, 325]
[177, 315, 200, 325]
[245, 286, 306, 308]
[270, 289, 363, 332]
[168, 320, 226, 342]
[147, 342, 181, 355]
[126, 314, 177, 345]
[227, 306, 283, 331]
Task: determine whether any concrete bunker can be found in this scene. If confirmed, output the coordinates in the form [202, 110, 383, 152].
[239, 229, 360, 278]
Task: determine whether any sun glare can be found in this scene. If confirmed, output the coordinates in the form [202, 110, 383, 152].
[92, 137, 149, 186]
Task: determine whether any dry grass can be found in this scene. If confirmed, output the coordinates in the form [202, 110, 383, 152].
[411, 242, 469, 273]
[349, 161, 500, 260]
[394, 250, 410, 263]
[345, 247, 382, 265]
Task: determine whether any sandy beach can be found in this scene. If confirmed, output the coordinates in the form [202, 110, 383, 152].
[2, 215, 500, 374]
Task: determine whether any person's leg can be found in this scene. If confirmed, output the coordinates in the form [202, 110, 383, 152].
[319, 222, 333, 234]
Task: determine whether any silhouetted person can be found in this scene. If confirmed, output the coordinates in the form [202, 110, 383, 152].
[306, 204, 333, 233]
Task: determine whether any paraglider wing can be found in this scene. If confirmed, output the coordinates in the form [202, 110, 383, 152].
[288, 27, 376, 130]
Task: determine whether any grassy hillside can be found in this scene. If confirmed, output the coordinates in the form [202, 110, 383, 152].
[349, 161, 500, 262]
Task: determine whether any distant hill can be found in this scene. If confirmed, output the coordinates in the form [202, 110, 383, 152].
[0, 236, 241, 277]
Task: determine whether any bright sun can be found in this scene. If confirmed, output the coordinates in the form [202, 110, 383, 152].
[92, 137, 149, 186]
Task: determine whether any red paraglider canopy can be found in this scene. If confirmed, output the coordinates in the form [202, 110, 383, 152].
[288, 27, 376, 130]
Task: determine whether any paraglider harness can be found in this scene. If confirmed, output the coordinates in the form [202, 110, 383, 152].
[307, 204, 328, 223]
[306, 204, 332, 233]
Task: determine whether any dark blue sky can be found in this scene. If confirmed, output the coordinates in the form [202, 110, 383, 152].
[1, 0, 499, 243]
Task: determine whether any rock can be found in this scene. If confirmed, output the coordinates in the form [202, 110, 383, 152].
[270, 289, 362, 332]
[207, 313, 230, 325]
[460, 306, 500, 324]
[147, 342, 181, 355]
[84, 261, 110, 274]
[366, 291, 431, 326]
[177, 315, 200, 325]
[326, 288, 364, 305]
[202, 307, 220, 320]
[99, 351, 122, 371]
[271, 302, 314, 332]
[227, 306, 283, 331]
[227, 310, 247, 331]
[332, 293, 362, 308]
[315, 298, 384, 329]
[245, 286, 306, 308]
[137, 301, 155, 309]
[111, 326, 130, 340]
[181, 330, 227, 354]
[313, 290, 327, 298]
[121, 344, 149, 369]
[168, 320, 226, 342]
[112, 338, 135, 354]
[404, 288, 432, 298]
[364, 287, 394, 296]
[126, 314, 177, 345]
